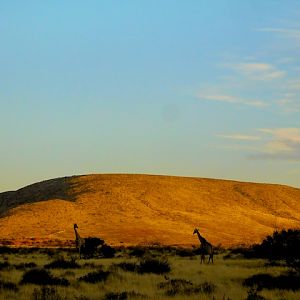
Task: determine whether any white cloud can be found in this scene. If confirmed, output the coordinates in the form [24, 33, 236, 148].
[277, 93, 300, 112]
[253, 128, 300, 160]
[278, 57, 295, 64]
[287, 79, 300, 90]
[257, 27, 300, 39]
[219, 128, 300, 161]
[218, 134, 261, 141]
[259, 128, 300, 143]
[225, 62, 286, 81]
[196, 93, 267, 108]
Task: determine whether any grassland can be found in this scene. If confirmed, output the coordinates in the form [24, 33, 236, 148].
[0, 246, 299, 300]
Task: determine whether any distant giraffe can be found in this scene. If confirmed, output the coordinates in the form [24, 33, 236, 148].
[74, 224, 85, 258]
[73, 224, 105, 259]
[193, 228, 214, 264]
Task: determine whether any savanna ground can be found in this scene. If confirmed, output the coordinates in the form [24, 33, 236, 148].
[0, 244, 299, 300]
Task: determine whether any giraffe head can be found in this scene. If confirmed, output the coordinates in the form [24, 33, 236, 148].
[193, 228, 199, 235]
[74, 224, 78, 229]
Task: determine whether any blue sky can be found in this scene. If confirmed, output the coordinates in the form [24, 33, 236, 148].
[1, 1, 300, 191]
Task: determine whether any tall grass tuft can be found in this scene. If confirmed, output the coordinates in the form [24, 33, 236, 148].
[32, 286, 62, 300]
[158, 278, 216, 296]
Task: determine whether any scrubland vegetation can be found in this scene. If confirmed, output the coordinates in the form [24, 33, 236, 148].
[0, 230, 299, 300]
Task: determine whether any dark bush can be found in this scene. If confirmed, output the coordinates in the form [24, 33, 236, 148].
[176, 248, 195, 257]
[0, 279, 18, 292]
[45, 258, 80, 269]
[103, 292, 128, 300]
[78, 270, 110, 283]
[0, 261, 37, 270]
[99, 244, 116, 258]
[243, 273, 300, 291]
[244, 229, 300, 261]
[212, 244, 226, 255]
[138, 257, 171, 274]
[0, 246, 17, 254]
[129, 247, 146, 258]
[103, 291, 144, 300]
[0, 261, 11, 270]
[245, 287, 266, 300]
[199, 282, 216, 294]
[158, 278, 216, 296]
[82, 262, 96, 268]
[80, 237, 105, 258]
[115, 262, 137, 272]
[158, 278, 194, 296]
[75, 296, 90, 300]
[42, 249, 56, 258]
[32, 286, 62, 300]
[21, 268, 70, 286]
[15, 262, 37, 270]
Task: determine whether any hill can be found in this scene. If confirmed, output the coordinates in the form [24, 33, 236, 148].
[0, 174, 299, 247]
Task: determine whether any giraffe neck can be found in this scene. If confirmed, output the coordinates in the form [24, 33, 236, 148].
[74, 228, 81, 240]
[196, 231, 206, 245]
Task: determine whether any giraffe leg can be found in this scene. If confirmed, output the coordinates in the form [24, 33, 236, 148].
[201, 253, 205, 264]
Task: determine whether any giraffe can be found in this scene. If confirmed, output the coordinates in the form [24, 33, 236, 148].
[74, 224, 85, 258]
[73, 224, 105, 258]
[193, 228, 214, 264]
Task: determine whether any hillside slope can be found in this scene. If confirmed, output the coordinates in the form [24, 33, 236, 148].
[0, 174, 299, 247]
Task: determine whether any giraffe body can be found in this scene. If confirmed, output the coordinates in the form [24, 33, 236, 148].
[74, 224, 85, 258]
[73, 224, 105, 259]
[193, 228, 214, 264]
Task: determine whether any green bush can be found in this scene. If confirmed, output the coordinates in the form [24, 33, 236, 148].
[99, 244, 116, 258]
[78, 270, 110, 283]
[0, 279, 18, 292]
[138, 257, 171, 274]
[21, 268, 69, 286]
[115, 262, 137, 272]
[45, 258, 80, 269]
[243, 273, 300, 291]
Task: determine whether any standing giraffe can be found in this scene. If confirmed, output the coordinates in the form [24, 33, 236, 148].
[193, 228, 214, 264]
[74, 224, 85, 258]
[73, 224, 105, 258]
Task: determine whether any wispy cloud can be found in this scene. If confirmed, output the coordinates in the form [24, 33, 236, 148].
[257, 27, 300, 39]
[277, 93, 300, 112]
[259, 128, 300, 143]
[196, 93, 267, 108]
[253, 128, 300, 160]
[219, 128, 300, 161]
[278, 57, 295, 64]
[287, 79, 300, 91]
[225, 62, 286, 80]
[218, 134, 261, 141]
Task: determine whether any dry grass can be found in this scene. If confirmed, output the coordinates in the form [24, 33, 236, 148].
[0, 174, 299, 248]
[0, 248, 299, 299]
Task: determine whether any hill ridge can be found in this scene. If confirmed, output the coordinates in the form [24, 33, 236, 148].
[0, 174, 299, 247]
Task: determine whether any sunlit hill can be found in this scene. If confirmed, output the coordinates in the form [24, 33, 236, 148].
[0, 174, 299, 248]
